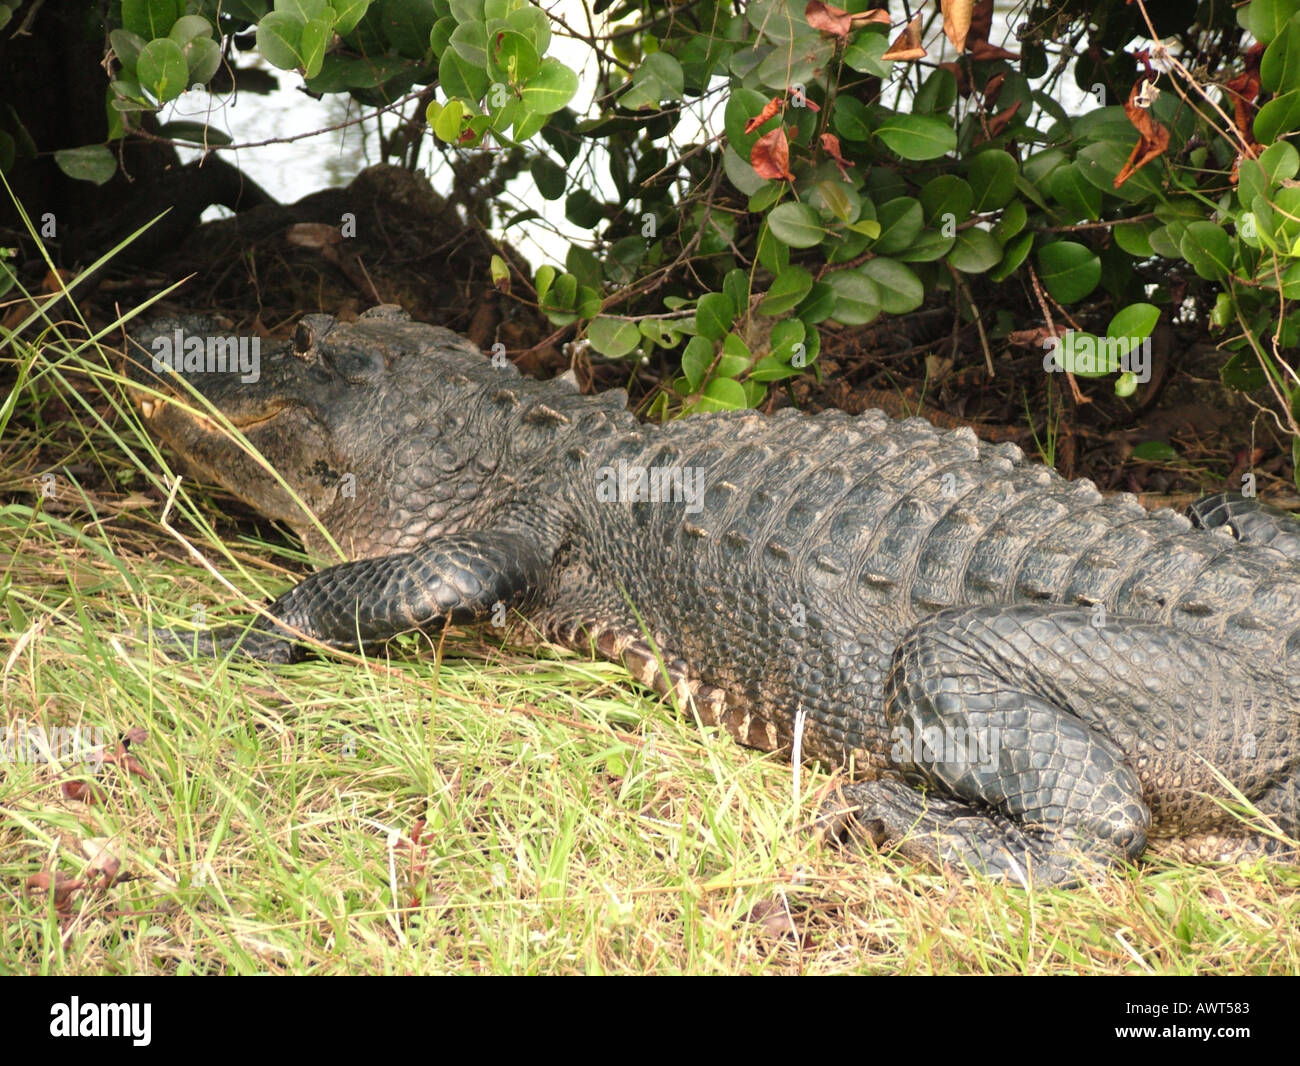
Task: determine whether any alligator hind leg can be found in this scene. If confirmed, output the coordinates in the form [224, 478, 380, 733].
[1189, 492, 1300, 555]
[147, 530, 550, 662]
[830, 605, 1300, 887]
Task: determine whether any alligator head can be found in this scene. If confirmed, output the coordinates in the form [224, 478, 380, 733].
[123, 305, 510, 559]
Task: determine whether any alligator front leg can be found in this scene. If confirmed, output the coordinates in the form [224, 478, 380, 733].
[149, 531, 550, 662]
[831, 605, 1300, 887]
[1189, 492, 1300, 555]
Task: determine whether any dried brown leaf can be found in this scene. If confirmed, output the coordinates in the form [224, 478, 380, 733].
[883, 15, 926, 62]
[750, 127, 795, 182]
[942, 0, 973, 53]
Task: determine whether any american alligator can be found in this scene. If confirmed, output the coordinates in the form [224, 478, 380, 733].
[123, 305, 1300, 887]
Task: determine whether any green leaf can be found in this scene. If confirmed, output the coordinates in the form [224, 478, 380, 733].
[1179, 221, 1232, 280]
[506, 4, 550, 52]
[549, 272, 577, 308]
[826, 272, 882, 326]
[1249, 0, 1300, 43]
[534, 264, 556, 303]
[1221, 350, 1267, 391]
[798, 282, 835, 323]
[718, 332, 752, 377]
[530, 155, 566, 200]
[681, 335, 714, 390]
[1262, 12, 1300, 92]
[1256, 90, 1300, 143]
[832, 95, 872, 141]
[920, 175, 973, 228]
[168, 14, 211, 45]
[121, 0, 183, 39]
[946, 229, 1003, 273]
[520, 58, 578, 115]
[564, 189, 603, 228]
[696, 293, 735, 341]
[767, 202, 825, 248]
[587, 317, 641, 357]
[449, 20, 487, 68]
[449, 0, 486, 22]
[1046, 162, 1102, 221]
[858, 259, 923, 314]
[843, 27, 890, 76]
[489, 30, 541, 83]
[988, 231, 1033, 282]
[432, 98, 465, 142]
[333, 0, 373, 36]
[697, 377, 748, 411]
[769, 318, 805, 358]
[137, 38, 188, 102]
[621, 52, 684, 109]
[810, 180, 860, 224]
[279, 0, 331, 19]
[724, 144, 767, 196]
[967, 150, 1018, 211]
[1107, 303, 1160, 340]
[300, 16, 332, 79]
[756, 219, 789, 273]
[723, 268, 749, 316]
[489, 254, 510, 287]
[759, 266, 814, 315]
[1131, 440, 1179, 462]
[53, 145, 116, 185]
[991, 199, 1027, 243]
[1113, 218, 1159, 258]
[157, 121, 232, 145]
[1037, 241, 1102, 303]
[875, 114, 956, 161]
[895, 229, 955, 262]
[183, 36, 222, 84]
[1075, 140, 1161, 201]
[257, 11, 306, 71]
[1239, 140, 1300, 206]
[110, 29, 147, 71]
[871, 197, 923, 255]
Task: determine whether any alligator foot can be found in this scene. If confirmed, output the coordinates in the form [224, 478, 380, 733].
[1189, 492, 1300, 554]
[819, 778, 1098, 888]
[822, 603, 1300, 887]
[140, 623, 300, 663]
[140, 530, 551, 663]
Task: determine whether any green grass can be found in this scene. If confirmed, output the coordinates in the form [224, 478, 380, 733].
[3, 314, 1300, 975]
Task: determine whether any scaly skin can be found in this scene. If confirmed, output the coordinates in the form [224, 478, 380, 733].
[124, 305, 1300, 886]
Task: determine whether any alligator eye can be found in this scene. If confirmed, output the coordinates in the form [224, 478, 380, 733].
[293, 322, 314, 358]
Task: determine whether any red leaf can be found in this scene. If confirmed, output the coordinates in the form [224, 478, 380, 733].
[805, 2, 890, 38]
[751, 127, 795, 182]
[970, 41, 1019, 61]
[969, 0, 994, 46]
[805, 0, 853, 35]
[1114, 78, 1170, 188]
[1226, 42, 1266, 170]
[819, 133, 856, 180]
[744, 96, 783, 134]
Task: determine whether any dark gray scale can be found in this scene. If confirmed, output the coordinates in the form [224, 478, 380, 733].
[126, 306, 1300, 889]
